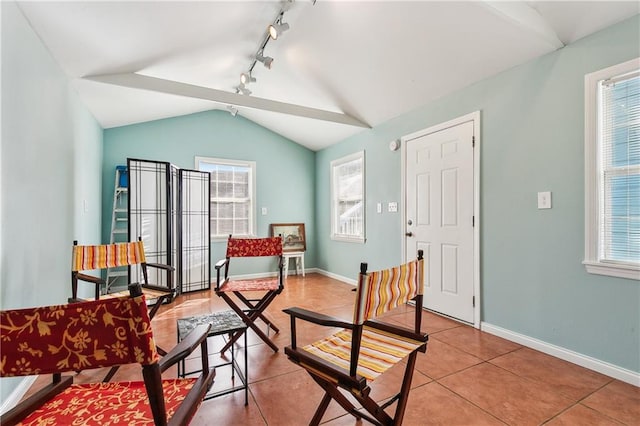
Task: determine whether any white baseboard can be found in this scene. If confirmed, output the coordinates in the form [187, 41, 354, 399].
[481, 322, 640, 387]
[240, 270, 639, 387]
[314, 268, 357, 286]
[1, 376, 37, 415]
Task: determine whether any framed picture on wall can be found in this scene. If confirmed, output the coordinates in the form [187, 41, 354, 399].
[270, 223, 306, 252]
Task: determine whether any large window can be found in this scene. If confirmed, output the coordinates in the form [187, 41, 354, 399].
[331, 151, 365, 243]
[584, 58, 640, 280]
[196, 156, 256, 239]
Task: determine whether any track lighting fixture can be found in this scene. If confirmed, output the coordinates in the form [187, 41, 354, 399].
[256, 52, 274, 69]
[240, 72, 256, 85]
[236, 84, 251, 96]
[268, 20, 290, 40]
[233, 1, 301, 96]
[227, 105, 238, 116]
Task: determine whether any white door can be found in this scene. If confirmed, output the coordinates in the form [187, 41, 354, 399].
[405, 120, 476, 323]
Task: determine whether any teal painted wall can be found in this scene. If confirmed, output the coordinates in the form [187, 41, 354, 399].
[0, 1, 103, 403]
[316, 16, 640, 373]
[102, 111, 316, 275]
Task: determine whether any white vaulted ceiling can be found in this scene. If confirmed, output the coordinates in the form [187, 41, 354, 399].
[16, 1, 639, 151]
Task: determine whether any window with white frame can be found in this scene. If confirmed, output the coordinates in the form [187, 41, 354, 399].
[196, 156, 256, 239]
[331, 151, 365, 243]
[584, 58, 640, 280]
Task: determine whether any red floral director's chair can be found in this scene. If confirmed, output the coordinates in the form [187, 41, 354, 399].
[215, 235, 284, 353]
[284, 250, 428, 426]
[0, 284, 215, 426]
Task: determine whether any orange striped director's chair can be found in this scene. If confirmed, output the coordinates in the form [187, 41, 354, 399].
[70, 238, 174, 321]
[283, 250, 428, 426]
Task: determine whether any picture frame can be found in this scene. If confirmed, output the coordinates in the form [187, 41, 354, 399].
[270, 223, 306, 252]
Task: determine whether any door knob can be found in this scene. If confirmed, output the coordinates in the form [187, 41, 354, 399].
[405, 232, 413, 237]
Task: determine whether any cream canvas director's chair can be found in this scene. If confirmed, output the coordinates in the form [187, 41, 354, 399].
[283, 250, 428, 426]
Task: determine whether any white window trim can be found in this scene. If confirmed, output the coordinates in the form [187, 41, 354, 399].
[195, 156, 257, 241]
[330, 150, 366, 243]
[584, 58, 640, 280]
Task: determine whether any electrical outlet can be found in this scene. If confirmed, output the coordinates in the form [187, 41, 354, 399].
[388, 202, 398, 213]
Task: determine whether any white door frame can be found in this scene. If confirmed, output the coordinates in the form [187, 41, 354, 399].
[401, 111, 481, 328]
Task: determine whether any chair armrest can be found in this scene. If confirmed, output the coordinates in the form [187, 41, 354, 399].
[167, 368, 216, 426]
[75, 273, 104, 285]
[159, 324, 211, 373]
[214, 259, 229, 291]
[146, 262, 175, 272]
[214, 258, 228, 270]
[140, 283, 174, 295]
[283, 307, 353, 329]
[0, 376, 73, 426]
[364, 319, 429, 343]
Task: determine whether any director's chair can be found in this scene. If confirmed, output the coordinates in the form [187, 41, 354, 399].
[0, 284, 215, 426]
[283, 250, 428, 425]
[215, 235, 284, 353]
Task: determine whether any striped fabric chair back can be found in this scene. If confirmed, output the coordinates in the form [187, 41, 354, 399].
[353, 254, 424, 325]
[226, 236, 283, 258]
[72, 241, 146, 272]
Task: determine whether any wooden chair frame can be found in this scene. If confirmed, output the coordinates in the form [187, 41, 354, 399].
[1, 284, 215, 426]
[283, 251, 428, 426]
[215, 235, 284, 353]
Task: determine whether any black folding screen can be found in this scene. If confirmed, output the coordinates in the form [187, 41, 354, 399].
[128, 158, 211, 294]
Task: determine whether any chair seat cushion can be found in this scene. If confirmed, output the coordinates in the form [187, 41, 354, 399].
[19, 378, 197, 425]
[218, 278, 280, 292]
[107, 287, 169, 302]
[301, 326, 424, 381]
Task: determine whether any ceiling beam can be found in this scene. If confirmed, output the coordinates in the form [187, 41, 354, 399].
[84, 72, 370, 128]
[480, 1, 565, 50]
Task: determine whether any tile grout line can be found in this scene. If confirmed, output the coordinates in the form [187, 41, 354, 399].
[433, 360, 509, 425]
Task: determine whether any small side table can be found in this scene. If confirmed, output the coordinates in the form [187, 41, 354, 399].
[177, 310, 248, 405]
[283, 251, 305, 278]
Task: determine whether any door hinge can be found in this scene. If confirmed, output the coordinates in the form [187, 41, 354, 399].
[472, 136, 475, 147]
[473, 296, 475, 308]
[472, 216, 475, 227]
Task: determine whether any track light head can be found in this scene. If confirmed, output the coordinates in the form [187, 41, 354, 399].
[268, 21, 290, 40]
[236, 84, 252, 96]
[227, 105, 238, 116]
[256, 52, 274, 70]
[240, 72, 256, 85]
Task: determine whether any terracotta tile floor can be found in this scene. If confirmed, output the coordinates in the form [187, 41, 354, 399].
[23, 274, 640, 425]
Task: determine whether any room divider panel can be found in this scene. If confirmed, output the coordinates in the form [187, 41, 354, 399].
[179, 168, 211, 293]
[128, 158, 211, 295]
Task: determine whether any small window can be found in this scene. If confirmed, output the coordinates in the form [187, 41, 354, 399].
[195, 156, 256, 239]
[331, 151, 365, 243]
[584, 59, 640, 280]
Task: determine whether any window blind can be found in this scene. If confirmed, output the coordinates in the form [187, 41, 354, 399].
[599, 72, 640, 265]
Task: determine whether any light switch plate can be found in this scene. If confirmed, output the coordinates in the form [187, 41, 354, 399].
[388, 202, 398, 213]
[377, 203, 382, 213]
[261, 207, 268, 215]
[537, 192, 552, 209]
